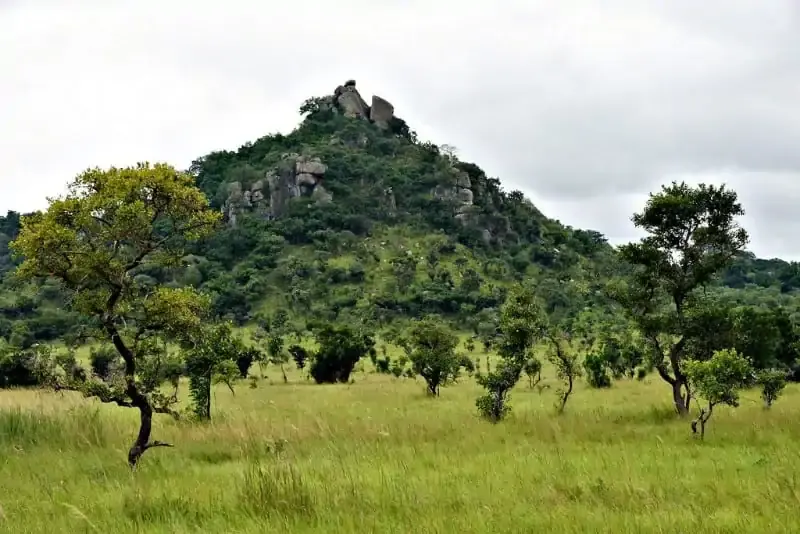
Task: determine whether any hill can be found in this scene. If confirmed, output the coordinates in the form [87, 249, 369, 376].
[1, 79, 800, 344]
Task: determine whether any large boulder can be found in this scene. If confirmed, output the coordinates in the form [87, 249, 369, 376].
[370, 95, 394, 129]
[334, 81, 370, 118]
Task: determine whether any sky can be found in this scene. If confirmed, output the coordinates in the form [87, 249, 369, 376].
[1, 1, 799, 258]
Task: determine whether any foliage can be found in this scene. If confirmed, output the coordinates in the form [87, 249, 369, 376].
[522, 357, 542, 389]
[183, 321, 244, 419]
[683, 348, 753, 439]
[309, 325, 375, 384]
[9, 163, 218, 467]
[236, 347, 261, 379]
[583, 352, 611, 388]
[756, 368, 787, 408]
[406, 318, 461, 396]
[476, 285, 547, 421]
[0, 340, 40, 387]
[615, 181, 749, 415]
[548, 338, 582, 413]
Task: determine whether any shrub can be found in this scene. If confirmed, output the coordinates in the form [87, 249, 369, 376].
[756, 368, 788, 408]
[407, 318, 461, 396]
[89, 345, 120, 380]
[309, 325, 374, 384]
[583, 352, 611, 388]
[0, 346, 39, 387]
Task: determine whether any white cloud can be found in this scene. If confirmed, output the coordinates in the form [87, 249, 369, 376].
[1, 0, 798, 258]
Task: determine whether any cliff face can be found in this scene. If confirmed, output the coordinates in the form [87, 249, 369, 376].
[223, 154, 332, 225]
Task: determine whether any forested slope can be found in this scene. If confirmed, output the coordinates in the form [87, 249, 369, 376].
[1, 79, 799, 346]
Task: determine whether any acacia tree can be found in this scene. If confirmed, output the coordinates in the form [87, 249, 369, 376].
[11, 163, 219, 467]
[616, 182, 748, 415]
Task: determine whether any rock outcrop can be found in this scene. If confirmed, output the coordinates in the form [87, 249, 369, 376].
[330, 80, 394, 129]
[223, 154, 331, 225]
[432, 170, 475, 222]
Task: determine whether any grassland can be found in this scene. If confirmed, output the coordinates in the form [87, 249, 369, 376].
[2, 359, 800, 534]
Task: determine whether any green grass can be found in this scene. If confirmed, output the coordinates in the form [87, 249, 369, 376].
[2, 363, 800, 533]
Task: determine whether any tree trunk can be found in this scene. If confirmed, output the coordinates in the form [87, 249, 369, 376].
[108, 323, 172, 468]
[671, 378, 691, 416]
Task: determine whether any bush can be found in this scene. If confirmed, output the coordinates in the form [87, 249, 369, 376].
[583, 352, 611, 388]
[0, 347, 39, 387]
[289, 345, 309, 370]
[309, 325, 374, 384]
[89, 345, 120, 379]
[236, 348, 262, 378]
[756, 368, 787, 408]
[407, 318, 461, 396]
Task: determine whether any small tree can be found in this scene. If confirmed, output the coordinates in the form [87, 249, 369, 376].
[756, 368, 787, 408]
[310, 325, 375, 384]
[252, 312, 291, 383]
[235, 347, 261, 379]
[407, 318, 461, 396]
[183, 322, 243, 420]
[683, 348, 753, 439]
[583, 352, 611, 388]
[549, 336, 581, 414]
[522, 357, 542, 389]
[11, 163, 218, 467]
[289, 345, 309, 371]
[476, 285, 547, 421]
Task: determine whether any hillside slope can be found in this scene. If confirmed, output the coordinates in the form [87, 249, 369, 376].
[1, 79, 799, 343]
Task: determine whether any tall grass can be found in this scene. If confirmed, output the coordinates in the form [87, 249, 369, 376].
[1, 367, 800, 532]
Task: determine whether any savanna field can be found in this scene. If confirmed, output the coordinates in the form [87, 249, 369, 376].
[2, 356, 800, 534]
[3, 83, 800, 534]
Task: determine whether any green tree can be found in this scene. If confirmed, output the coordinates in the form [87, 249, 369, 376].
[616, 182, 748, 415]
[755, 368, 787, 408]
[476, 284, 547, 421]
[407, 318, 461, 396]
[11, 163, 219, 467]
[310, 324, 375, 384]
[183, 321, 243, 419]
[683, 348, 753, 439]
[522, 356, 543, 389]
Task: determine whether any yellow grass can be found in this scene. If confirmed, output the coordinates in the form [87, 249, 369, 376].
[1, 365, 799, 533]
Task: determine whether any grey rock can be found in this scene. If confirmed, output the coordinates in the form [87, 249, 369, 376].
[296, 173, 317, 187]
[337, 87, 370, 118]
[370, 95, 394, 128]
[295, 157, 327, 176]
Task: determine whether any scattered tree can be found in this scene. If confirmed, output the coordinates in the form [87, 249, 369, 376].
[616, 182, 748, 415]
[548, 335, 581, 414]
[683, 348, 753, 439]
[309, 324, 375, 384]
[10, 163, 219, 467]
[406, 318, 461, 396]
[183, 321, 243, 419]
[522, 357, 543, 389]
[476, 284, 547, 421]
[236, 347, 261, 379]
[756, 368, 787, 408]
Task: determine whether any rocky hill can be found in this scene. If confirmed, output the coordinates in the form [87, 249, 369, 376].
[1, 80, 799, 345]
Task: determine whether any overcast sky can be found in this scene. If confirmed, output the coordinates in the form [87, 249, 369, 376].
[1, 1, 799, 258]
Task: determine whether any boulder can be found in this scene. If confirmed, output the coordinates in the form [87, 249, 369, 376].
[335, 84, 370, 118]
[295, 157, 327, 176]
[370, 95, 394, 128]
